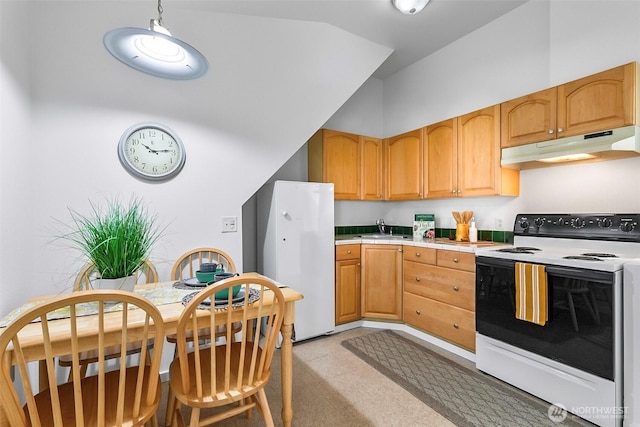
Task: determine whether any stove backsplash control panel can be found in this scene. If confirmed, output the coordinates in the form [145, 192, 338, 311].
[513, 213, 640, 242]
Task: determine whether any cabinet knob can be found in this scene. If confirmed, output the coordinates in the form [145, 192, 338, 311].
[558, 127, 564, 133]
[453, 286, 459, 291]
[347, 250, 352, 254]
[415, 310, 421, 315]
[415, 252, 420, 257]
[453, 258, 459, 263]
[357, 263, 360, 266]
[451, 189, 456, 193]
[416, 277, 421, 282]
[457, 189, 461, 193]
[548, 129, 554, 134]
[453, 323, 459, 329]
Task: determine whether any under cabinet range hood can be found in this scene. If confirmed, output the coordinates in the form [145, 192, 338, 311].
[501, 125, 640, 169]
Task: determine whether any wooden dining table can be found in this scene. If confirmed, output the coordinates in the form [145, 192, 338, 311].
[0, 272, 304, 427]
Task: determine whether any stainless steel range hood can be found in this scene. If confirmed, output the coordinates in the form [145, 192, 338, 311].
[501, 125, 640, 170]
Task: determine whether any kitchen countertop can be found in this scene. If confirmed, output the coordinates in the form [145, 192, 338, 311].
[335, 235, 510, 253]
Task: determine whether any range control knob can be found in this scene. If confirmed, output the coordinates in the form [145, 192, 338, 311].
[534, 217, 546, 227]
[598, 218, 613, 228]
[572, 218, 585, 228]
[519, 220, 530, 230]
[620, 221, 636, 232]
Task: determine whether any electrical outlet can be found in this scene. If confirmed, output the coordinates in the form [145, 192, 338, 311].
[221, 216, 237, 233]
[495, 217, 503, 230]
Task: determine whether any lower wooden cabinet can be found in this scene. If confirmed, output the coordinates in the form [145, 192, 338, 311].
[361, 244, 403, 320]
[403, 293, 475, 351]
[403, 248, 476, 351]
[335, 244, 361, 324]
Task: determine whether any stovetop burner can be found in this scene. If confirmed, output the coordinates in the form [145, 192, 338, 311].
[563, 255, 604, 261]
[581, 252, 618, 258]
[496, 247, 541, 254]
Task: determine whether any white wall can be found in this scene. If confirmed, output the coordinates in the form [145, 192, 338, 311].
[329, 0, 640, 232]
[0, 2, 392, 317]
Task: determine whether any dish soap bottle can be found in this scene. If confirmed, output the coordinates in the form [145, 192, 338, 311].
[469, 219, 478, 243]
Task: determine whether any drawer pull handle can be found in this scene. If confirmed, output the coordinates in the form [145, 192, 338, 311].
[453, 323, 459, 329]
[347, 250, 351, 254]
[415, 252, 421, 257]
[416, 277, 421, 282]
[453, 286, 459, 291]
[415, 310, 421, 315]
[453, 258, 459, 263]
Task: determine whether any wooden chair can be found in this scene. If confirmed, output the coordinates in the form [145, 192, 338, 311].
[166, 275, 285, 427]
[0, 290, 165, 427]
[58, 259, 160, 380]
[170, 247, 236, 281]
[74, 259, 159, 291]
[165, 248, 239, 425]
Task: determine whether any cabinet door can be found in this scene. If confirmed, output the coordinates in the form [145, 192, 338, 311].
[361, 244, 403, 320]
[501, 87, 558, 147]
[558, 62, 636, 138]
[457, 105, 502, 197]
[335, 258, 361, 324]
[424, 118, 458, 198]
[322, 130, 361, 200]
[361, 136, 383, 200]
[385, 129, 423, 200]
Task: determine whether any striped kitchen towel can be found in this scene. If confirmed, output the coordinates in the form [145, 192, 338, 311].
[515, 262, 548, 326]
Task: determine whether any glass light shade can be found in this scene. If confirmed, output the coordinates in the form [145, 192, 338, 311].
[392, 0, 430, 15]
[103, 27, 209, 80]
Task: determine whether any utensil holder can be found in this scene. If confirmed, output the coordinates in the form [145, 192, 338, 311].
[455, 223, 469, 242]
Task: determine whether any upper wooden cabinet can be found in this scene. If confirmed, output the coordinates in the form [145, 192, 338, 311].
[361, 136, 384, 200]
[501, 87, 557, 148]
[385, 129, 423, 200]
[502, 62, 638, 148]
[424, 118, 457, 198]
[425, 106, 519, 198]
[308, 129, 383, 200]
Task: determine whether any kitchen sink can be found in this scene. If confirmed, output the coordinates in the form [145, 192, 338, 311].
[355, 233, 410, 240]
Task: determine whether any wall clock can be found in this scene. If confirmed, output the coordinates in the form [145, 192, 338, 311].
[117, 122, 186, 181]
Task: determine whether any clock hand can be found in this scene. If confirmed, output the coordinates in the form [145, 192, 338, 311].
[141, 143, 159, 154]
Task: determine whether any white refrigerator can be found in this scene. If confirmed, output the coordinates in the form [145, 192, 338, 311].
[257, 180, 335, 343]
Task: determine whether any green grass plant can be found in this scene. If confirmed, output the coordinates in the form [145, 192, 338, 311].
[60, 196, 164, 279]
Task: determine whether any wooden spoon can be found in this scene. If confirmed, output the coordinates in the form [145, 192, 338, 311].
[452, 211, 462, 223]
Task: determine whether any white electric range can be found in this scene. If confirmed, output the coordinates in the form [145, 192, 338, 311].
[475, 213, 640, 427]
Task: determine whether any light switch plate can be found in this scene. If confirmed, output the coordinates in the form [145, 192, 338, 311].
[221, 216, 237, 233]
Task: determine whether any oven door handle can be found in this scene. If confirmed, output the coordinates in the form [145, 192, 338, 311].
[475, 256, 614, 284]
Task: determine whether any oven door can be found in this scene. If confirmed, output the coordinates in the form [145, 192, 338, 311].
[476, 256, 616, 380]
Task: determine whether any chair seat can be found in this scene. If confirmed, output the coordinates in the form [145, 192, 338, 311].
[58, 339, 155, 366]
[165, 322, 243, 344]
[28, 366, 161, 426]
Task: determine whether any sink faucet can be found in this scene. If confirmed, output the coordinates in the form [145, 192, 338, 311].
[376, 218, 386, 234]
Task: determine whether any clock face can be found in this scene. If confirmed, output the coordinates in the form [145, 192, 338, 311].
[117, 123, 186, 181]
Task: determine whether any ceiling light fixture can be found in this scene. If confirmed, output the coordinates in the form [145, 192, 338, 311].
[103, 0, 209, 80]
[391, 0, 430, 15]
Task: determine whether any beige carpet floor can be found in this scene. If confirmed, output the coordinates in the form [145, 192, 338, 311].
[158, 327, 453, 426]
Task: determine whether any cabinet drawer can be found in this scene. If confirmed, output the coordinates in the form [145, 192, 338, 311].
[403, 293, 475, 351]
[437, 250, 475, 272]
[336, 244, 361, 261]
[403, 247, 436, 265]
[403, 262, 474, 311]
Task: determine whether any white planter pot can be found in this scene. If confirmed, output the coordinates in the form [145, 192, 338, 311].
[94, 275, 136, 293]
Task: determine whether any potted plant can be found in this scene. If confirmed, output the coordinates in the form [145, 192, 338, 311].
[58, 196, 164, 291]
